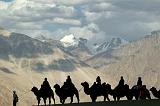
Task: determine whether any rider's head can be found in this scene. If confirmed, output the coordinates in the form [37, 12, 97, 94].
[67, 76, 70, 79]
[45, 78, 47, 81]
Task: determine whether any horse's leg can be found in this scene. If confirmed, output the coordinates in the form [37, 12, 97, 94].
[70, 96, 73, 104]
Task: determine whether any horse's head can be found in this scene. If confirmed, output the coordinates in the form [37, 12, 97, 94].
[81, 81, 89, 87]
[54, 84, 60, 89]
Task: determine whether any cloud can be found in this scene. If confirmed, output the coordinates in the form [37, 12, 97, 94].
[16, 22, 43, 30]
[80, 0, 160, 40]
[0, 0, 160, 42]
[46, 17, 81, 26]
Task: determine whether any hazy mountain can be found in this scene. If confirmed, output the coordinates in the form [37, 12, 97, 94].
[1, 29, 160, 106]
[86, 31, 160, 89]
[60, 34, 92, 60]
[91, 37, 129, 54]
[0, 32, 54, 59]
[0, 32, 105, 106]
[35, 35, 64, 49]
[0, 27, 11, 37]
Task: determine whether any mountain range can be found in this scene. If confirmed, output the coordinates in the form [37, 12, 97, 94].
[0, 28, 160, 105]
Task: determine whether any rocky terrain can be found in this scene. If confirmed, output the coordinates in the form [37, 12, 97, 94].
[0, 28, 160, 105]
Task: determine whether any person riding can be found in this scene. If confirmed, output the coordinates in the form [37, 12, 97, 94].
[62, 76, 75, 90]
[42, 78, 51, 90]
[66, 75, 72, 84]
[118, 76, 124, 87]
[13, 91, 18, 106]
[96, 76, 101, 85]
[137, 77, 142, 87]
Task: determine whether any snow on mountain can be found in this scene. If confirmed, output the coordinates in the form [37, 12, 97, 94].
[91, 37, 129, 54]
[60, 34, 79, 48]
[60, 34, 92, 60]
[1, 29, 160, 105]
[0, 27, 11, 37]
[86, 31, 160, 88]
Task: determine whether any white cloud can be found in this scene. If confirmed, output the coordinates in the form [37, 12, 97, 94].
[0, 1, 10, 9]
[84, 11, 112, 22]
[47, 17, 81, 26]
[16, 22, 43, 30]
[53, 0, 108, 6]
[67, 23, 106, 40]
[0, 0, 160, 42]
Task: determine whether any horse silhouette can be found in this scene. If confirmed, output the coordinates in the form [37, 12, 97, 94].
[54, 83, 79, 104]
[81, 81, 112, 102]
[150, 87, 160, 99]
[31, 86, 55, 106]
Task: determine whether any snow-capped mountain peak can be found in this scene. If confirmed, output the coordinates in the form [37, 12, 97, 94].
[60, 34, 79, 47]
[91, 37, 129, 54]
[0, 27, 11, 37]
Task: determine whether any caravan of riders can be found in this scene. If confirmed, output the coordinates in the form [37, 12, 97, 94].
[31, 76, 160, 106]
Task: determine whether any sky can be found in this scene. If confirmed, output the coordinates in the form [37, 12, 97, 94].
[0, 0, 160, 43]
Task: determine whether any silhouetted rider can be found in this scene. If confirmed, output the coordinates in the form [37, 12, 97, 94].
[42, 78, 51, 90]
[118, 76, 124, 87]
[96, 76, 101, 85]
[66, 75, 72, 84]
[63, 76, 75, 90]
[137, 77, 142, 87]
[95, 76, 102, 94]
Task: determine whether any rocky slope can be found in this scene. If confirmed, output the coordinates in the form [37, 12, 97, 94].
[0, 29, 160, 105]
[87, 31, 160, 88]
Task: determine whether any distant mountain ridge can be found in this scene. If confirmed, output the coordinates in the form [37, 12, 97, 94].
[0, 32, 54, 59]
[91, 37, 129, 54]
[1, 27, 160, 106]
